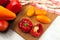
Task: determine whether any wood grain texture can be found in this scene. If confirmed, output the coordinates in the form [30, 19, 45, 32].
[10, 5, 57, 40]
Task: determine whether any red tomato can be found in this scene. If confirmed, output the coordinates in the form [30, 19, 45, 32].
[0, 20, 8, 32]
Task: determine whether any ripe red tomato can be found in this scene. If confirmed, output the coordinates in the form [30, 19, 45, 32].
[0, 20, 8, 32]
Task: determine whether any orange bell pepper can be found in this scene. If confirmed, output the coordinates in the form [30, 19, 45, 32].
[36, 15, 51, 24]
[26, 5, 35, 17]
[0, 6, 16, 20]
[35, 9, 47, 15]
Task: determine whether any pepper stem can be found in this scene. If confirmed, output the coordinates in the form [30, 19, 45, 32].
[24, 23, 28, 27]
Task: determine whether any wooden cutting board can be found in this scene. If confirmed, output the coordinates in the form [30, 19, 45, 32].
[10, 5, 57, 40]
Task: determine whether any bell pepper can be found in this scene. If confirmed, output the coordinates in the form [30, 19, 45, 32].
[36, 15, 51, 24]
[30, 24, 43, 37]
[0, 0, 10, 6]
[6, 0, 22, 14]
[0, 20, 9, 32]
[35, 9, 47, 15]
[26, 5, 35, 17]
[0, 6, 16, 20]
[18, 18, 33, 32]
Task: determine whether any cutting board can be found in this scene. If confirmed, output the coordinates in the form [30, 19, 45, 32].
[10, 5, 57, 40]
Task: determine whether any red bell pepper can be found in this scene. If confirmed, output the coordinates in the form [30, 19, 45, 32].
[30, 24, 43, 37]
[0, 0, 10, 6]
[6, 0, 22, 14]
[18, 18, 33, 32]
